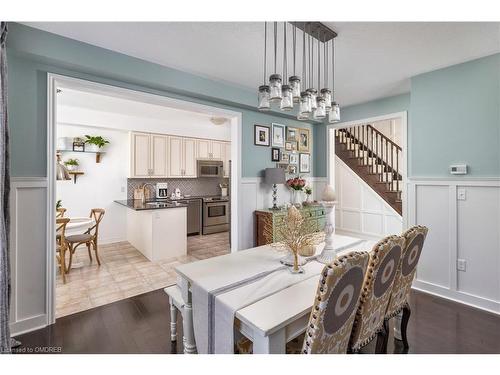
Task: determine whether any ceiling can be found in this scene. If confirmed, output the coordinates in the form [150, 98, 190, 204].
[25, 22, 500, 106]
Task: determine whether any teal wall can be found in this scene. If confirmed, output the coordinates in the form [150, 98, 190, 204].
[6, 23, 314, 178]
[313, 93, 410, 177]
[410, 54, 500, 177]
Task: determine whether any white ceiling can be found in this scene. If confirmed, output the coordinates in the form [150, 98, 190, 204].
[25, 22, 500, 106]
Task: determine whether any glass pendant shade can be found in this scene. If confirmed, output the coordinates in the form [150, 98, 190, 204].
[257, 85, 271, 111]
[307, 88, 318, 110]
[299, 91, 312, 116]
[321, 89, 332, 109]
[280, 85, 294, 111]
[269, 74, 283, 102]
[329, 101, 341, 123]
[314, 96, 327, 119]
[289, 76, 301, 103]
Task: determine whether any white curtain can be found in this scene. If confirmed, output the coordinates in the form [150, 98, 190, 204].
[0, 21, 11, 354]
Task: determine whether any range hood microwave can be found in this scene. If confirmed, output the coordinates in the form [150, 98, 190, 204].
[197, 160, 223, 178]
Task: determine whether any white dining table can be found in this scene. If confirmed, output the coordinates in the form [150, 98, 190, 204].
[175, 234, 377, 354]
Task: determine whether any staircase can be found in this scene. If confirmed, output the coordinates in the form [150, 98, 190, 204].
[334, 125, 402, 215]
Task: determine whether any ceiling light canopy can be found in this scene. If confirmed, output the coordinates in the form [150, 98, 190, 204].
[257, 22, 340, 123]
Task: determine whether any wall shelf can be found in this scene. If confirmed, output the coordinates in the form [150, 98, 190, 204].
[58, 149, 106, 163]
[68, 171, 84, 184]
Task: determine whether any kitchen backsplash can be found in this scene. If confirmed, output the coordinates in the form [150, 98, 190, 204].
[127, 177, 229, 199]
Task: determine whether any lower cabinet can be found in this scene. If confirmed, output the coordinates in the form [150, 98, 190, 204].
[254, 206, 327, 246]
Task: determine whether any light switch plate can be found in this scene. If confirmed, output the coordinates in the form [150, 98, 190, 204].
[457, 188, 466, 201]
[457, 259, 467, 272]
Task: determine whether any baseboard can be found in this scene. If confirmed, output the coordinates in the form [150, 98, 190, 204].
[412, 280, 500, 316]
[99, 236, 127, 245]
[10, 314, 47, 336]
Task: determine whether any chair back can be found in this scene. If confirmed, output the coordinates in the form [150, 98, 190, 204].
[87, 208, 105, 238]
[302, 251, 370, 354]
[349, 235, 405, 351]
[385, 225, 428, 319]
[56, 217, 70, 246]
[56, 207, 67, 218]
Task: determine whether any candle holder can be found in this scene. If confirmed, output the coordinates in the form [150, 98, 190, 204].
[317, 200, 337, 264]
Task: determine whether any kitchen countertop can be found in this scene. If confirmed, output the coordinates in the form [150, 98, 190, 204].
[114, 199, 188, 210]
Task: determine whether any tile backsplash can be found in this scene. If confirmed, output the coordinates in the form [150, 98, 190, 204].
[127, 177, 229, 199]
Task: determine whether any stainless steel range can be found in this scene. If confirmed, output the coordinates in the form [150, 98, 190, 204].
[202, 196, 229, 235]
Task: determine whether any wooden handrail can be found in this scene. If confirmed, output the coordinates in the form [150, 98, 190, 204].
[366, 124, 401, 151]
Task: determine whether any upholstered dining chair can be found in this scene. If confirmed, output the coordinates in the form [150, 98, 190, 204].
[348, 235, 405, 353]
[378, 225, 428, 352]
[66, 208, 105, 270]
[56, 217, 70, 283]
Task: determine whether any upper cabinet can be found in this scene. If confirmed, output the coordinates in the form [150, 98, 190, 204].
[130, 132, 168, 178]
[130, 131, 230, 179]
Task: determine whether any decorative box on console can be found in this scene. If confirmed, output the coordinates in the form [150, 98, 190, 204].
[254, 206, 327, 246]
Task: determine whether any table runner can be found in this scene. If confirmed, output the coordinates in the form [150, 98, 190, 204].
[188, 235, 366, 353]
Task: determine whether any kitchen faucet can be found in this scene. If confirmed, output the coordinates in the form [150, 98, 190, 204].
[141, 183, 156, 204]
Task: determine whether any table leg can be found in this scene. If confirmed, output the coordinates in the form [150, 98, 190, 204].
[169, 297, 178, 342]
[182, 301, 197, 354]
[252, 328, 286, 354]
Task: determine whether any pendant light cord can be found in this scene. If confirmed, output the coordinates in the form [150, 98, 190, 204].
[302, 22, 306, 89]
[263, 22, 267, 84]
[332, 38, 335, 100]
[283, 22, 287, 80]
[317, 29, 321, 90]
[292, 23, 296, 76]
[274, 22, 277, 74]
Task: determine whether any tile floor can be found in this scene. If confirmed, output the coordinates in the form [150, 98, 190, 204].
[56, 232, 230, 318]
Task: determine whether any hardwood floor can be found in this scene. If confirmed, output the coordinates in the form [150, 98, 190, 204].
[14, 289, 500, 354]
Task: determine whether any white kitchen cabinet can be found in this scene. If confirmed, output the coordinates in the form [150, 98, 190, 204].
[223, 142, 231, 178]
[168, 136, 197, 178]
[211, 141, 224, 160]
[130, 132, 168, 178]
[197, 139, 211, 159]
[183, 138, 197, 178]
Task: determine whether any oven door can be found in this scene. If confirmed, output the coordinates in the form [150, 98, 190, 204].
[197, 160, 223, 178]
[204, 202, 229, 226]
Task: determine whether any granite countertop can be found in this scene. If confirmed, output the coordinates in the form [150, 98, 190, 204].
[114, 199, 188, 211]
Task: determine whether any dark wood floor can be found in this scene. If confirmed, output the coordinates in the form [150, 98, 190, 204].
[13, 288, 500, 354]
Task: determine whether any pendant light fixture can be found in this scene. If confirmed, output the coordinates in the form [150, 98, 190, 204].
[257, 22, 339, 122]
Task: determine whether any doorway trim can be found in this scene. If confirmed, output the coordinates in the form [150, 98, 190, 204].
[47, 73, 242, 325]
[325, 111, 408, 229]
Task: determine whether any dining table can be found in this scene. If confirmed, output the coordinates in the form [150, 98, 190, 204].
[174, 234, 377, 354]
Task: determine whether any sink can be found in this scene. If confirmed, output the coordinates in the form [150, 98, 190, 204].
[146, 201, 182, 208]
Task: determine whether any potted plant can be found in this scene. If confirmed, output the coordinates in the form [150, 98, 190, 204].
[64, 158, 79, 171]
[286, 176, 306, 207]
[303, 186, 313, 205]
[84, 135, 109, 152]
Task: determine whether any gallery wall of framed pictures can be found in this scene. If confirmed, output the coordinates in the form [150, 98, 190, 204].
[254, 123, 312, 176]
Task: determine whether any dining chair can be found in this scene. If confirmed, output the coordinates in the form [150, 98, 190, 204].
[301, 251, 370, 354]
[66, 208, 105, 270]
[378, 225, 428, 352]
[56, 217, 70, 284]
[56, 207, 67, 218]
[348, 235, 405, 353]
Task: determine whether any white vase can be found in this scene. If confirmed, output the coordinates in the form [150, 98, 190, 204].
[291, 190, 302, 207]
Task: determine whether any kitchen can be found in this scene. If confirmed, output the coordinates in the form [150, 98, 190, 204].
[55, 85, 233, 318]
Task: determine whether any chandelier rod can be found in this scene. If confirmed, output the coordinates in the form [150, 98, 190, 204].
[302, 22, 306, 89]
[292, 23, 296, 76]
[317, 28, 321, 90]
[263, 22, 267, 85]
[283, 22, 287, 81]
[273, 21, 277, 74]
[332, 37, 335, 100]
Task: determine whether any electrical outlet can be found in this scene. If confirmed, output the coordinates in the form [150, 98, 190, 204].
[457, 259, 467, 272]
[457, 188, 466, 201]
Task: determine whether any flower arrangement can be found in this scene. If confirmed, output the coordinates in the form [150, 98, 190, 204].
[286, 177, 306, 191]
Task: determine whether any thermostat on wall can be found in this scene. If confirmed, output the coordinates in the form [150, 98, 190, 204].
[449, 164, 468, 175]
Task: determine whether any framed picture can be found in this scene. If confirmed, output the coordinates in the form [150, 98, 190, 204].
[287, 165, 298, 174]
[291, 142, 298, 151]
[299, 153, 311, 173]
[281, 152, 290, 163]
[287, 127, 299, 142]
[272, 123, 286, 148]
[289, 153, 298, 165]
[285, 141, 293, 151]
[276, 162, 289, 170]
[271, 147, 280, 162]
[298, 128, 311, 152]
[254, 124, 270, 146]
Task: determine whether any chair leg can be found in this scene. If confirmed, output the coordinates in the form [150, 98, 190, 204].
[86, 242, 93, 263]
[375, 319, 389, 354]
[67, 243, 74, 271]
[93, 240, 101, 266]
[169, 298, 178, 342]
[401, 306, 411, 349]
[59, 251, 66, 284]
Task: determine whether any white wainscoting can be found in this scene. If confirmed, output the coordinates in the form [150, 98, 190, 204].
[408, 178, 500, 314]
[9, 177, 50, 336]
[239, 177, 328, 250]
[334, 156, 402, 240]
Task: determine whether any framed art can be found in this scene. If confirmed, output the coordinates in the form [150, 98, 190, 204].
[298, 128, 310, 152]
[299, 153, 311, 173]
[281, 152, 290, 163]
[291, 142, 298, 151]
[254, 124, 270, 146]
[276, 162, 289, 170]
[285, 141, 293, 151]
[286, 127, 299, 142]
[289, 153, 298, 165]
[287, 165, 298, 174]
[271, 147, 280, 162]
[272, 123, 286, 148]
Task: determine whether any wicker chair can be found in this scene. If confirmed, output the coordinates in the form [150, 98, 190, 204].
[56, 217, 70, 283]
[378, 225, 429, 352]
[348, 235, 405, 353]
[66, 208, 105, 269]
